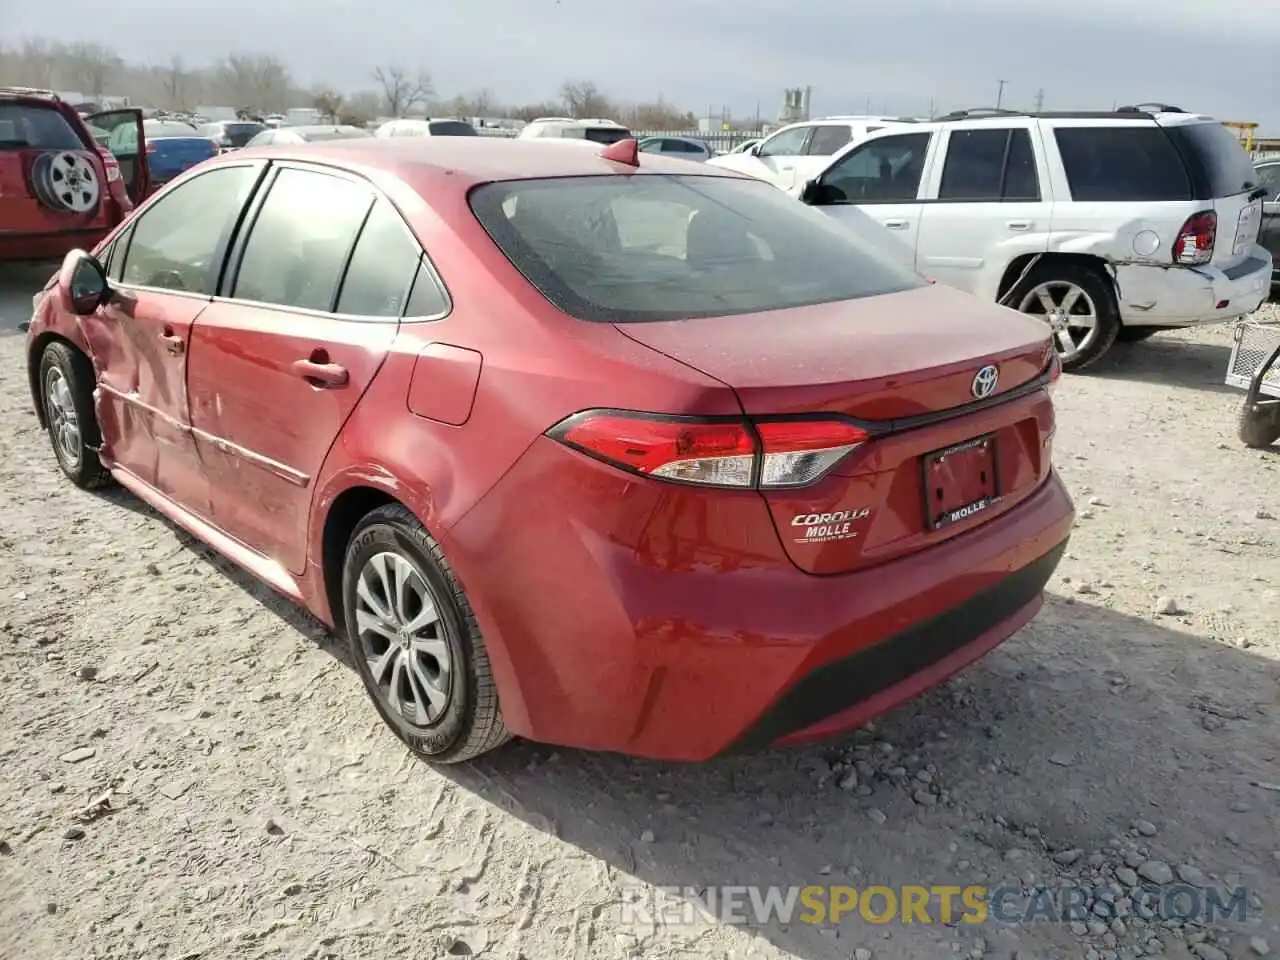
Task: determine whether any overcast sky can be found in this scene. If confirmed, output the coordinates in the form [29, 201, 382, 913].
[6, 0, 1279, 131]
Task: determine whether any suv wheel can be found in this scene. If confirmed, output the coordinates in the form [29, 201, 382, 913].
[1012, 263, 1120, 372]
[342, 503, 510, 763]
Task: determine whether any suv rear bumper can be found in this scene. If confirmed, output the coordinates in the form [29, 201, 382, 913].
[1116, 244, 1272, 326]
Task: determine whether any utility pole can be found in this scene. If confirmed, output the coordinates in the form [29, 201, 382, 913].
[995, 79, 1007, 109]
[1033, 88, 1045, 112]
[927, 97, 936, 119]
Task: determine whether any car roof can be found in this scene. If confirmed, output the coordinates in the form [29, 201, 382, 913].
[229, 136, 752, 190]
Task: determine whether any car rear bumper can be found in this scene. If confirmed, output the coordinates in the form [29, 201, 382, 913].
[448, 438, 1074, 761]
[1116, 244, 1272, 325]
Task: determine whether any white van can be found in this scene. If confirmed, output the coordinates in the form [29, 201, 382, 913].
[517, 117, 632, 144]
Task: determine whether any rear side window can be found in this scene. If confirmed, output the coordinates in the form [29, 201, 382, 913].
[0, 104, 83, 150]
[405, 258, 450, 317]
[223, 123, 264, 147]
[1053, 126, 1191, 201]
[335, 200, 422, 317]
[469, 174, 925, 323]
[427, 120, 477, 136]
[1163, 121, 1260, 199]
[233, 168, 373, 311]
[807, 125, 853, 156]
[939, 129, 1040, 201]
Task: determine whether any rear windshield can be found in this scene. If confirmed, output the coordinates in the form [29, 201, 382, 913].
[223, 122, 264, 146]
[1163, 121, 1260, 198]
[469, 174, 925, 323]
[0, 103, 84, 150]
[428, 120, 477, 136]
[578, 126, 631, 145]
[1053, 126, 1192, 201]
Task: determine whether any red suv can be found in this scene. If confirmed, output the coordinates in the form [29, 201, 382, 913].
[25, 137, 1073, 763]
[0, 87, 149, 262]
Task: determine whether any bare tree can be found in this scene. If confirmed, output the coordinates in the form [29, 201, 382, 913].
[60, 42, 123, 98]
[372, 65, 432, 118]
[161, 56, 197, 110]
[559, 80, 612, 119]
[212, 54, 291, 112]
[311, 86, 345, 123]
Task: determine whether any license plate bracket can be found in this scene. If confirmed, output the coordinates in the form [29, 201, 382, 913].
[922, 434, 1000, 531]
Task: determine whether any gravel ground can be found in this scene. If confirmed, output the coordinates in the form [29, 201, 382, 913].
[1, 265, 1278, 960]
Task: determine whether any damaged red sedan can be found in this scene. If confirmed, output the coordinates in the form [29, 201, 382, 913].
[24, 136, 1073, 762]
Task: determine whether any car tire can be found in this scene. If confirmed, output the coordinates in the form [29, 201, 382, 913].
[1116, 326, 1162, 343]
[342, 503, 510, 763]
[39, 341, 113, 489]
[1010, 262, 1120, 373]
[1236, 401, 1280, 449]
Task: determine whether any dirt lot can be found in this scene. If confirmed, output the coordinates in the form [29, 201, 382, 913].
[0, 264, 1277, 960]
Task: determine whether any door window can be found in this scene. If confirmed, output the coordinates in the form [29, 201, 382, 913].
[335, 199, 424, 317]
[819, 132, 932, 203]
[757, 125, 811, 158]
[807, 125, 853, 157]
[1256, 163, 1280, 198]
[232, 167, 374, 312]
[118, 165, 260, 293]
[938, 128, 1040, 201]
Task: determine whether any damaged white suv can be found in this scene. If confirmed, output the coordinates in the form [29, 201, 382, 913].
[794, 105, 1273, 370]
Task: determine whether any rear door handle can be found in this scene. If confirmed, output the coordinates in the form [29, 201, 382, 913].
[160, 327, 184, 355]
[884, 219, 909, 230]
[291, 358, 349, 387]
[1007, 220, 1033, 231]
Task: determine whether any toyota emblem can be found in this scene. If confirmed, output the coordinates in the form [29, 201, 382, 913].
[971, 364, 999, 399]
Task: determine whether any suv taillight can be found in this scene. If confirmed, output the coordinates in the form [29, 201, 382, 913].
[1173, 211, 1216, 265]
[548, 411, 868, 489]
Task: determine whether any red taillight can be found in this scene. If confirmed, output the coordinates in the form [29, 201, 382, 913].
[549, 411, 868, 489]
[1173, 211, 1216, 265]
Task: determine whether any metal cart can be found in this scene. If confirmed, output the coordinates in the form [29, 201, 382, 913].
[1225, 319, 1280, 448]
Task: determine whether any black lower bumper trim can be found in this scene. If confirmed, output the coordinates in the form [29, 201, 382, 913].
[729, 537, 1069, 752]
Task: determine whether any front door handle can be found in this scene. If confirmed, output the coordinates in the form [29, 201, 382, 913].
[884, 219, 909, 230]
[1007, 220, 1033, 231]
[160, 327, 184, 355]
[291, 358, 349, 387]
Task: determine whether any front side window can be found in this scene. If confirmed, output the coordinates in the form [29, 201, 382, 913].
[938, 128, 1040, 201]
[335, 199, 423, 317]
[119, 165, 260, 293]
[233, 167, 374, 311]
[807, 125, 853, 157]
[819, 132, 932, 203]
[469, 174, 924, 323]
[757, 125, 810, 158]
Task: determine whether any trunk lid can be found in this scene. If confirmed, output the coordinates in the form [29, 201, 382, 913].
[615, 284, 1058, 575]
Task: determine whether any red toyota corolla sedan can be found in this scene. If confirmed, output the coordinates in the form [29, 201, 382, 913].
[24, 136, 1074, 763]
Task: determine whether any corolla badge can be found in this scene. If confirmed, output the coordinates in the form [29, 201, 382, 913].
[971, 364, 999, 399]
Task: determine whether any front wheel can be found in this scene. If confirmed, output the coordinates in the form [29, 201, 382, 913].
[39, 341, 112, 489]
[1011, 263, 1120, 372]
[342, 503, 510, 763]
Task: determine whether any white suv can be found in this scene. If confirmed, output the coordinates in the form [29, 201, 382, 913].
[792, 106, 1273, 370]
[707, 116, 917, 192]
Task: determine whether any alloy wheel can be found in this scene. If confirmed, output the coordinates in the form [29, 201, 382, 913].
[44, 367, 82, 470]
[1018, 280, 1099, 364]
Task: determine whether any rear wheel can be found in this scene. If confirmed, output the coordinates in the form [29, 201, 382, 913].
[39, 341, 112, 489]
[342, 503, 510, 763]
[1012, 262, 1120, 372]
[1236, 402, 1280, 449]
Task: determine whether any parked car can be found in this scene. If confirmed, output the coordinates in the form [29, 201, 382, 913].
[707, 116, 918, 191]
[729, 138, 761, 154]
[792, 106, 1273, 370]
[0, 86, 148, 262]
[1254, 158, 1280, 292]
[244, 124, 372, 147]
[24, 136, 1072, 763]
[200, 120, 266, 152]
[637, 135, 715, 161]
[375, 118, 478, 138]
[517, 117, 632, 144]
[105, 118, 218, 186]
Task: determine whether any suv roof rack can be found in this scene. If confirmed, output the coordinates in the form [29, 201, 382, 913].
[936, 107, 1022, 121]
[0, 85, 62, 101]
[1115, 102, 1185, 114]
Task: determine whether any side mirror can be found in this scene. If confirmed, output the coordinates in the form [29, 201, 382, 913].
[799, 180, 825, 206]
[57, 249, 109, 316]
